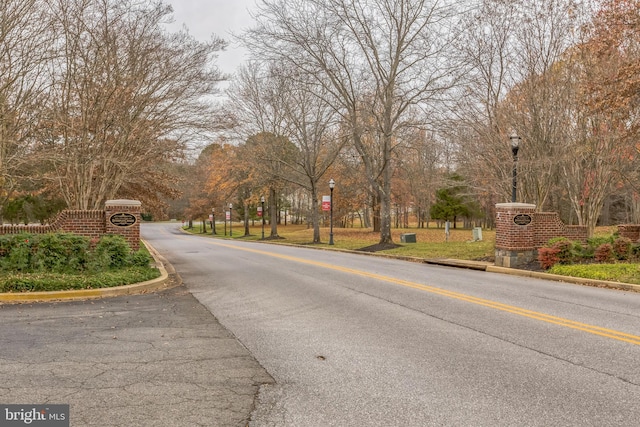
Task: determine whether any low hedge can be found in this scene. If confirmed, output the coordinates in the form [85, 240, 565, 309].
[0, 233, 159, 292]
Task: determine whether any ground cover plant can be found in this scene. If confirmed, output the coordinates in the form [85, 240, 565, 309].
[538, 233, 640, 285]
[0, 233, 160, 292]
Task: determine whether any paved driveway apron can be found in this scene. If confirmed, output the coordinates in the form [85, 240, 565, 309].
[0, 285, 273, 426]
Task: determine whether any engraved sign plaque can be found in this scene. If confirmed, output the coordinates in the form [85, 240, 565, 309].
[109, 212, 137, 227]
[513, 214, 532, 226]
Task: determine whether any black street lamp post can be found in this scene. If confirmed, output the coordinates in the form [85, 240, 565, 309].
[261, 196, 265, 240]
[329, 178, 335, 245]
[229, 203, 233, 237]
[510, 131, 521, 203]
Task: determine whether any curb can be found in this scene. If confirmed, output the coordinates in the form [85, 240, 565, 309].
[422, 257, 640, 292]
[0, 240, 174, 303]
[204, 228, 640, 292]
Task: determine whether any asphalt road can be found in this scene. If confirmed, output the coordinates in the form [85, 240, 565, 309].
[143, 222, 640, 427]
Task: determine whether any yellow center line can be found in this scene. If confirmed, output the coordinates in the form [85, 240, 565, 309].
[199, 238, 640, 346]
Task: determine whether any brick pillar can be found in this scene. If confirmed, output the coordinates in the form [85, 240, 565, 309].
[105, 200, 141, 251]
[495, 203, 537, 268]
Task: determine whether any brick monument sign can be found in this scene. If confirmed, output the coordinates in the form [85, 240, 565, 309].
[495, 203, 588, 268]
[0, 199, 142, 250]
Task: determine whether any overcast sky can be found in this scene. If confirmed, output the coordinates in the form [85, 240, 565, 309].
[166, 0, 257, 75]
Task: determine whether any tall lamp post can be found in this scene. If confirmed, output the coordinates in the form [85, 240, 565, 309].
[510, 131, 521, 203]
[260, 196, 265, 240]
[229, 203, 233, 237]
[329, 178, 335, 245]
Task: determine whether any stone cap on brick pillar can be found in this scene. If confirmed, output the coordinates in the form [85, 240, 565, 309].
[106, 199, 142, 207]
[496, 203, 536, 210]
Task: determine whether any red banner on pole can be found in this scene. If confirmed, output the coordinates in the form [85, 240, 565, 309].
[322, 195, 331, 211]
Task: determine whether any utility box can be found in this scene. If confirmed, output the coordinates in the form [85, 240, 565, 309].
[401, 233, 417, 243]
[473, 227, 483, 241]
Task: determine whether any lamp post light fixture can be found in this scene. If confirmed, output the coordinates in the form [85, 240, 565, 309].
[510, 130, 521, 203]
[329, 178, 335, 245]
[260, 196, 265, 240]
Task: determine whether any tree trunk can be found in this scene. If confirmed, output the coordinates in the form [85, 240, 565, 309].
[379, 185, 393, 244]
[378, 138, 394, 244]
[311, 184, 321, 243]
[244, 202, 250, 236]
[269, 187, 279, 238]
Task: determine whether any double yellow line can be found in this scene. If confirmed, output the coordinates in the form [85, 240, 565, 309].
[206, 239, 640, 346]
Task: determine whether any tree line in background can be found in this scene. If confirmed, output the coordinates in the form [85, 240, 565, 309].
[3, 0, 640, 244]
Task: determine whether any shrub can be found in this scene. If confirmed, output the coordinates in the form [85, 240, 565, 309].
[587, 235, 614, 250]
[5, 235, 33, 271]
[89, 234, 132, 270]
[595, 243, 615, 263]
[613, 237, 632, 260]
[551, 238, 574, 264]
[0, 233, 91, 273]
[538, 247, 561, 270]
[32, 233, 90, 273]
[572, 241, 587, 259]
[129, 250, 152, 267]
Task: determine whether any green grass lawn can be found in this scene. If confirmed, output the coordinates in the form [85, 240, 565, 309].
[186, 223, 494, 260]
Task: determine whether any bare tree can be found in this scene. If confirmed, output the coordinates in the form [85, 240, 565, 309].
[0, 0, 52, 220]
[451, 0, 518, 206]
[397, 128, 446, 227]
[41, 0, 225, 209]
[454, 0, 594, 218]
[507, 0, 588, 209]
[226, 62, 293, 238]
[244, 0, 461, 244]
[276, 66, 344, 242]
